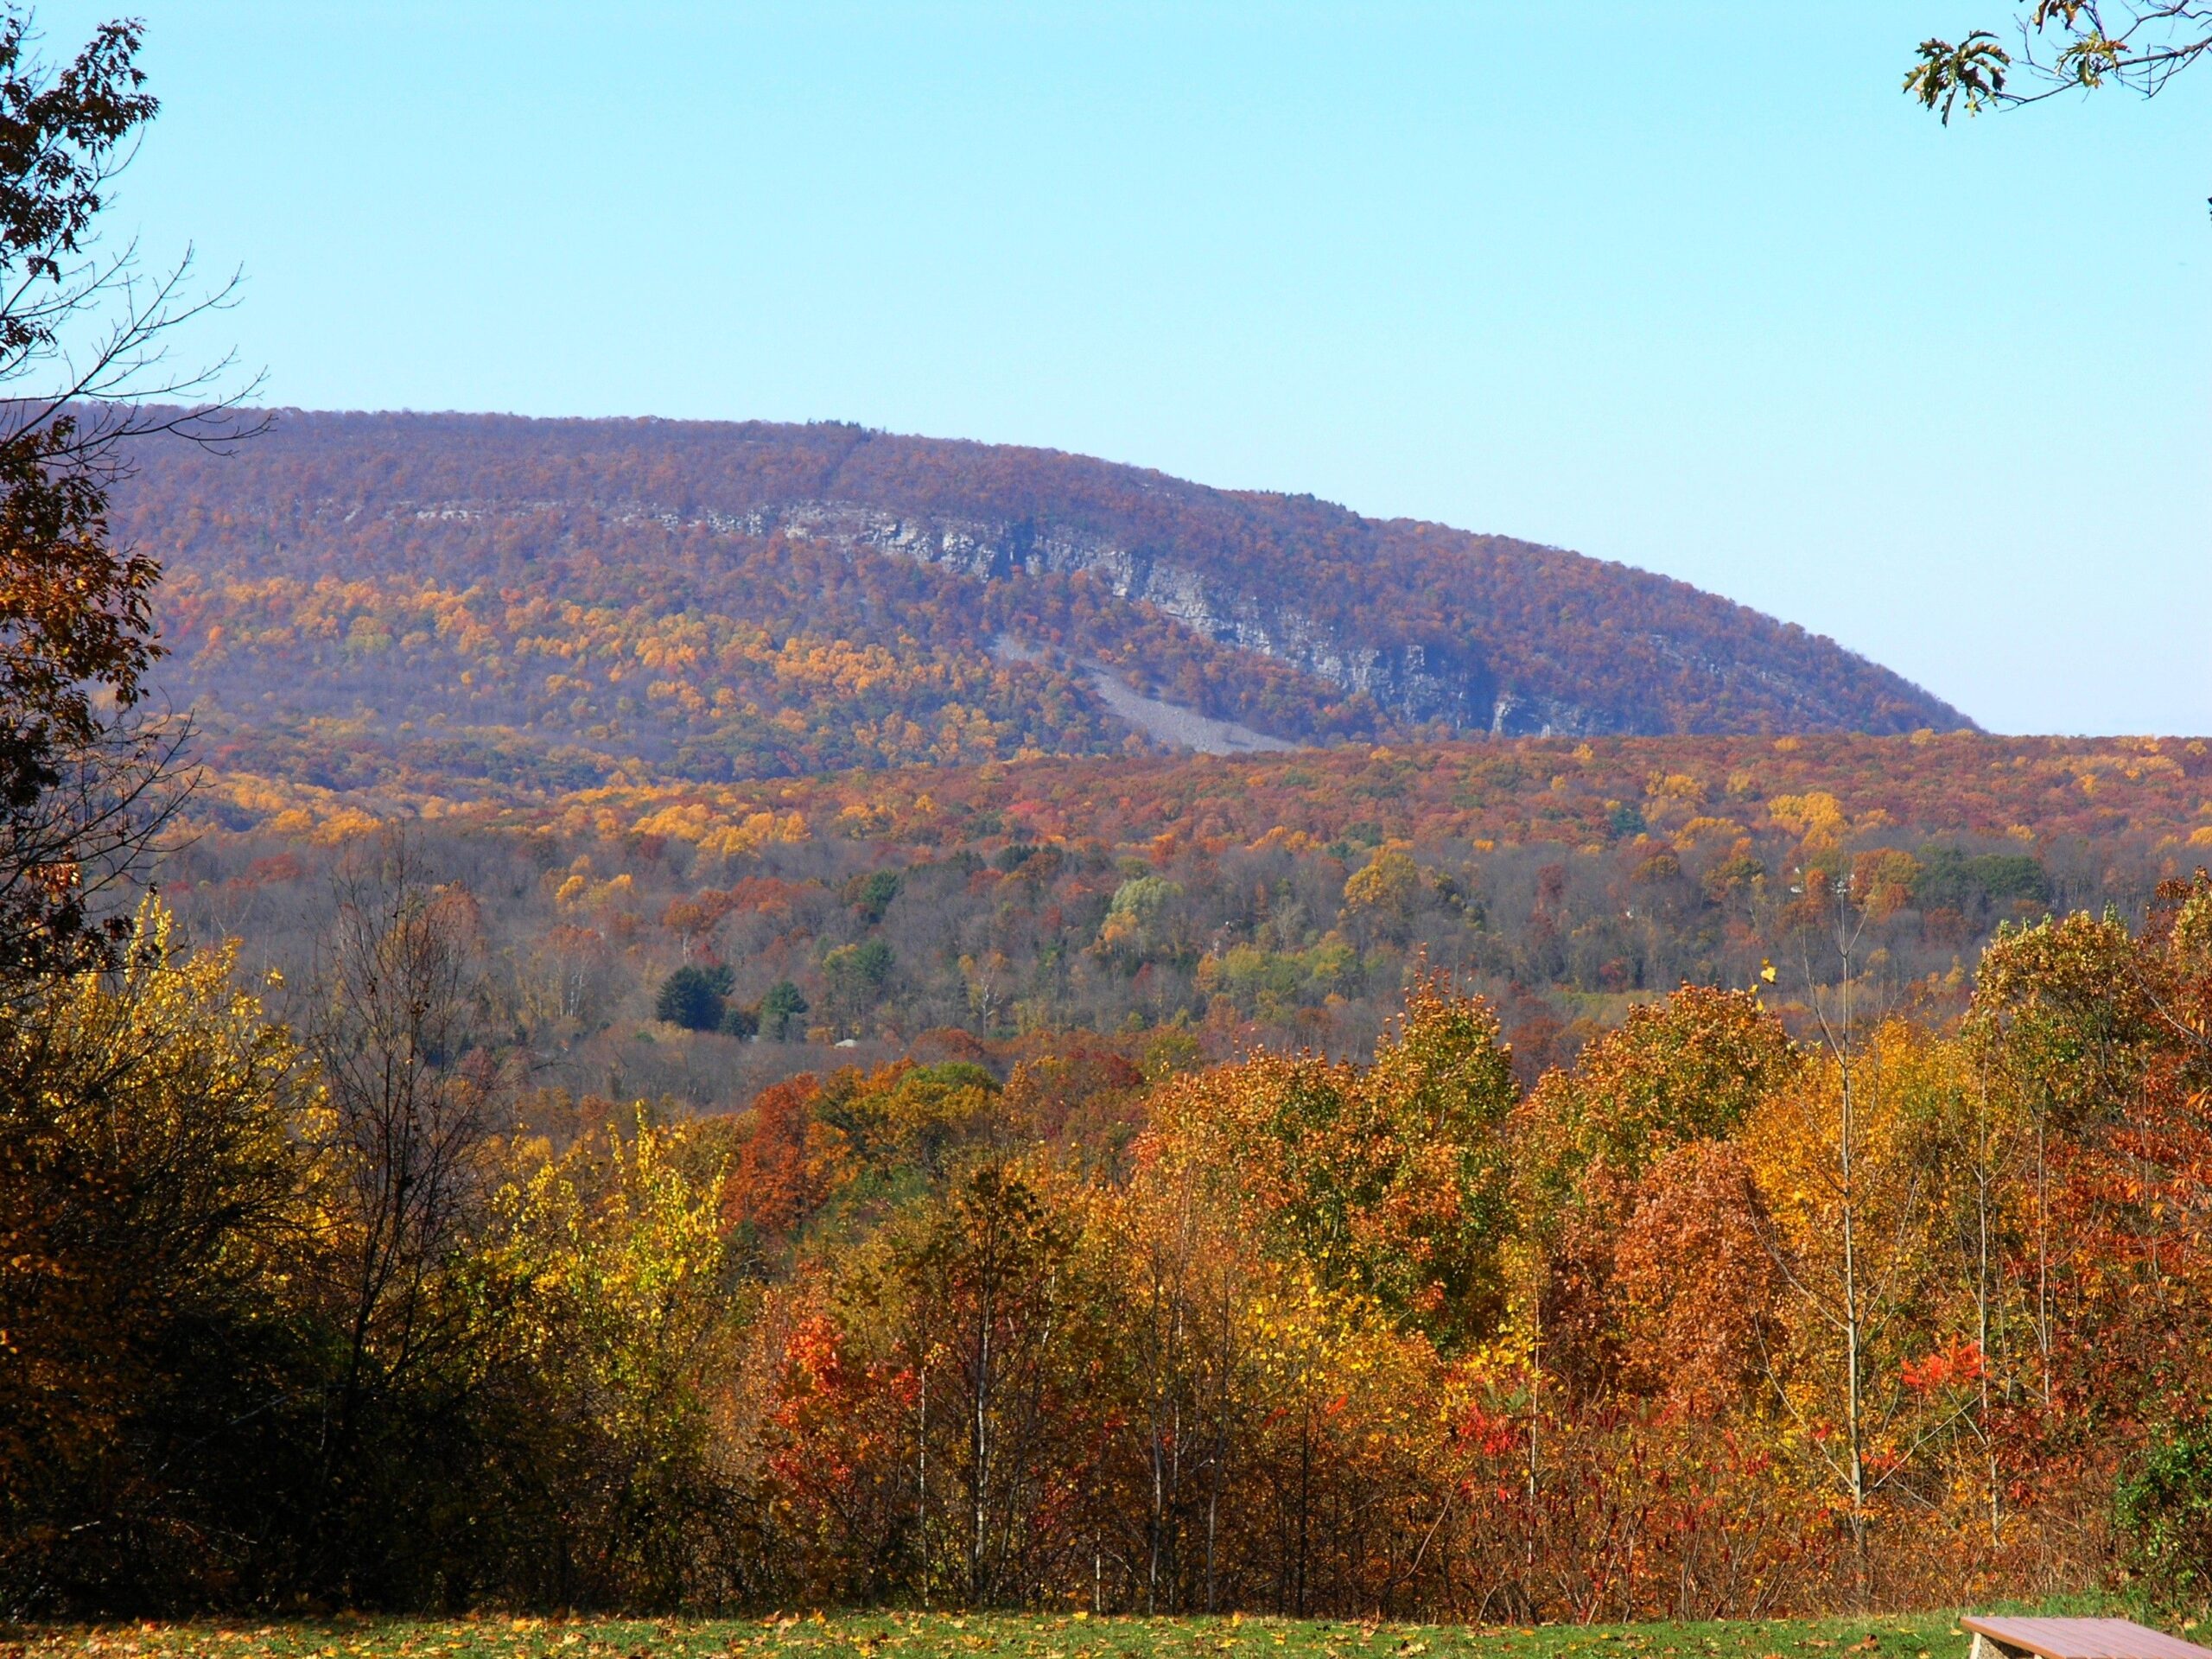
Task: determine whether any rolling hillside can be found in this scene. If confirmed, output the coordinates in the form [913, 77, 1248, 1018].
[119, 411, 1973, 798]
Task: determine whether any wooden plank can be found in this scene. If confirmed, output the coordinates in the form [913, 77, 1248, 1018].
[1960, 1618, 2212, 1659]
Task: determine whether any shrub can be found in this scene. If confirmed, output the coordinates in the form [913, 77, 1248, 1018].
[2118, 1422, 2212, 1609]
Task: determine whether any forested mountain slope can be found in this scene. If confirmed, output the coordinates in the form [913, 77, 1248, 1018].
[123, 411, 1971, 795]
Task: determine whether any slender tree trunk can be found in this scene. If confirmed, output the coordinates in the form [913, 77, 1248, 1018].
[1297, 1400, 1312, 1618]
[1205, 1294, 1230, 1613]
[1979, 1153, 1997, 1542]
[971, 1299, 991, 1604]
[1840, 1042, 1867, 1604]
[918, 1361, 931, 1607]
[1147, 1405, 1163, 1612]
[2036, 1121, 2052, 1410]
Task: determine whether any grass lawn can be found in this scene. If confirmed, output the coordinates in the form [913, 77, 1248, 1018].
[6, 1609, 1980, 1659]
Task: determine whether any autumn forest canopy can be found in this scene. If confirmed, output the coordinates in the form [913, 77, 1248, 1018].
[8, 0, 2212, 1638]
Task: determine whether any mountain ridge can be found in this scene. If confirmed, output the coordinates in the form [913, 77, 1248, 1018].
[116, 410, 1973, 796]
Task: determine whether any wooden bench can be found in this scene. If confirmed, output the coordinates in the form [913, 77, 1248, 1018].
[1961, 1618, 2212, 1659]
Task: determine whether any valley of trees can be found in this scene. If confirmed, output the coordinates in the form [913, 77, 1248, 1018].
[166, 728, 2208, 1116]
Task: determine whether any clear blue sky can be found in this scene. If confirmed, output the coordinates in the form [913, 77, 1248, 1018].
[45, 1, 2211, 734]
